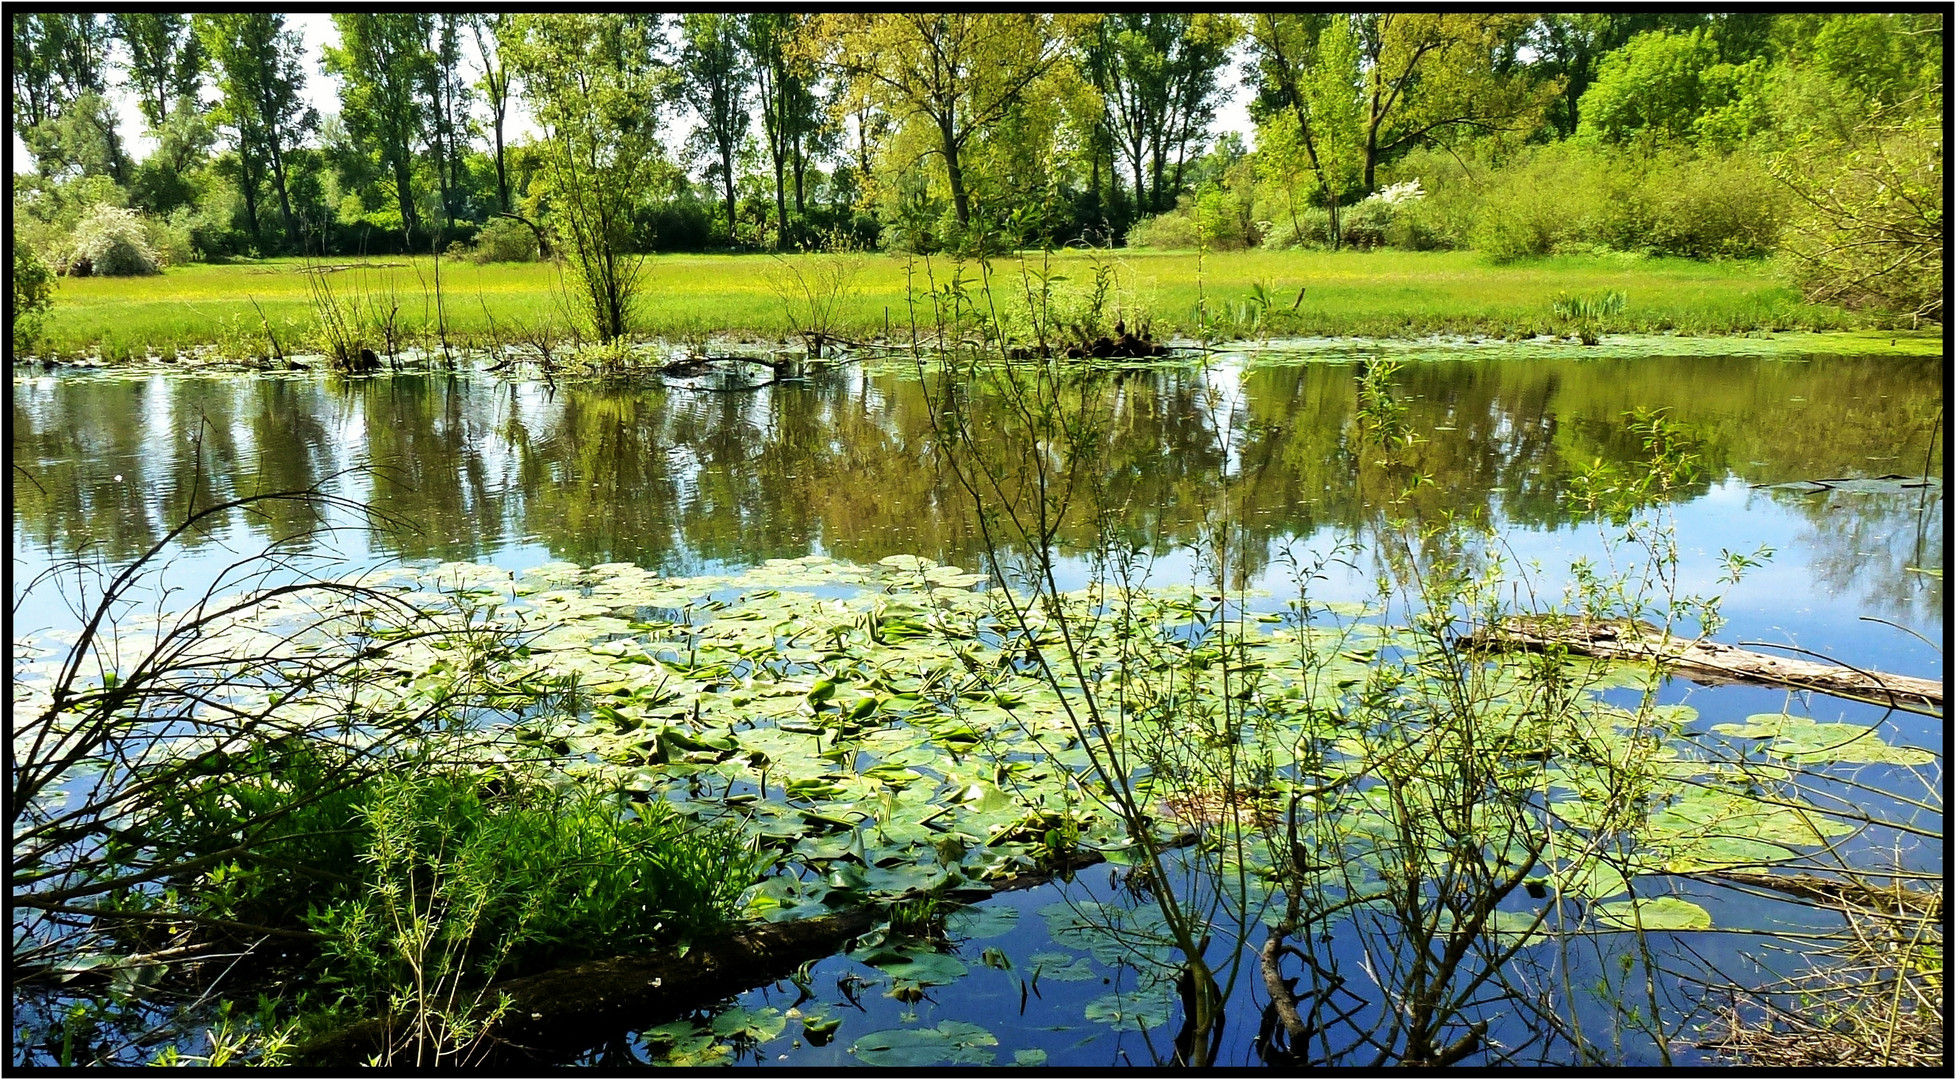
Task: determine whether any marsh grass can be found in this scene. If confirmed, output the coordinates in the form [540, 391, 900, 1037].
[33, 250, 1865, 361]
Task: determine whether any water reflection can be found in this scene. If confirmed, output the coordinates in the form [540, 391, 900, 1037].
[11, 354, 1943, 635]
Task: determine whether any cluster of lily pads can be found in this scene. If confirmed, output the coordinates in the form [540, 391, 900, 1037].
[17, 550, 1931, 1066]
[356, 556, 1922, 935]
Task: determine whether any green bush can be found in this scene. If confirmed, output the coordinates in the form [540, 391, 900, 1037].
[1127, 184, 1257, 251]
[1457, 143, 1783, 262]
[1340, 196, 1394, 250]
[1776, 116, 1942, 321]
[145, 211, 197, 268]
[468, 215, 542, 263]
[101, 739, 377, 939]
[1643, 151, 1785, 258]
[69, 204, 161, 276]
[1258, 208, 1333, 250]
[310, 764, 757, 994]
[10, 243, 56, 356]
[1466, 144, 1609, 261]
[1125, 210, 1204, 250]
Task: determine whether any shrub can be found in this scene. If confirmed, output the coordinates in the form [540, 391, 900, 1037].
[10, 243, 56, 356]
[311, 766, 756, 990]
[1260, 208, 1333, 251]
[69, 204, 161, 276]
[146, 211, 197, 268]
[1467, 144, 1611, 261]
[1340, 196, 1393, 250]
[1644, 151, 1785, 258]
[468, 215, 541, 263]
[1126, 184, 1257, 251]
[1126, 210, 1204, 250]
[1776, 116, 1942, 321]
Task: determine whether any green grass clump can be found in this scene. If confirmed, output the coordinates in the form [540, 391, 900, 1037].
[28, 249, 1881, 361]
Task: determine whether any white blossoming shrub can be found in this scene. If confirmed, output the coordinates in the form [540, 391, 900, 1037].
[69, 204, 160, 277]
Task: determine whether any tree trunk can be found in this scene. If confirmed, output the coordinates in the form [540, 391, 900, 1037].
[1464, 616, 1943, 710]
[791, 131, 806, 217]
[1363, 126, 1379, 194]
[268, 140, 296, 247]
[238, 157, 262, 239]
[492, 108, 509, 213]
[722, 151, 738, 248]
[940, 119, 970, 228]
[394, 152, 419, 240]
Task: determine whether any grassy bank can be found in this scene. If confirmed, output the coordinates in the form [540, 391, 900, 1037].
[31, 248, 1889, 362]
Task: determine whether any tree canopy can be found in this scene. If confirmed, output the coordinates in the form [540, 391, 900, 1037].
[3, 11, 1937, 317]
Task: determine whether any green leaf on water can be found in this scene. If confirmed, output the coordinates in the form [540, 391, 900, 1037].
[642, 1021, 732, 1067]
[1594, 896, 1712, 932]
[1029, 951, 1097, 981]
[1711, 713, 1934, 765]
[946, 903, 1019, 939]
[855, 947, 969, 986]
[709, 1005, 786, 1043]
[1084, 990, 1173, 1031]
[850, 1020, 998, 1066]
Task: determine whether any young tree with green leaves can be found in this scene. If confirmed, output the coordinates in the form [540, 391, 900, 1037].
[505, 12, 674, 341]
[676, 13, 752, 248]
[744, 13, 822, 248]
[1575, 27, 1768, 149]
[1526, 13, 1714, 137]
[1250, 13, 1364, 248]
[196, 12, 314, 248]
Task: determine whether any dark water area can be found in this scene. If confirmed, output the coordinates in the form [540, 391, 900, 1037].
[9, 348, 1945, 1066]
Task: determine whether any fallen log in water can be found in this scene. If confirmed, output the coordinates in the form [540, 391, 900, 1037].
[1462, 616, 1941, 712]
[1708, 870, 1942, 918]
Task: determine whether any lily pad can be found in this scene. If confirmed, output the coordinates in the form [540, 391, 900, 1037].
[850, 1020, 998, 1066]
[1711, 713, 1935, 766]
[946, 903, 1020, 940]
[1594, 896, 1712, 932]
[855, 946, 969, 986]
[709, 1005, 786, 1043]
[1084, 990, 1173, 1031]
[1030, 951, 1098, 981]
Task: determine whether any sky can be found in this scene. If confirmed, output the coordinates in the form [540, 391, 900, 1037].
[17, 14, 1258, 178]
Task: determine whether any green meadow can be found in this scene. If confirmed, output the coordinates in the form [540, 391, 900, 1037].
[34, 248, 1875, 361]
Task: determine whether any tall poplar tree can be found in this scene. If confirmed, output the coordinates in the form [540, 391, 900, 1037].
[467, 14, 514, 213]
[677, 13, 752, 247]
[196, 12, 313, 247]
[744, 13, 822, 247]
[325, 13, 435, 238]
[1088, 14, 1238, 217]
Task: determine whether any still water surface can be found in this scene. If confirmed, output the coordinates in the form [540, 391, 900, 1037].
[10, 348, 1944, 1065]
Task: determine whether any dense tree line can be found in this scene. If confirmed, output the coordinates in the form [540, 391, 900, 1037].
[11, 12, 1943, 315]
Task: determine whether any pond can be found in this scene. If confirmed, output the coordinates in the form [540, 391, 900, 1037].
[9, 346, 1944, 1066]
